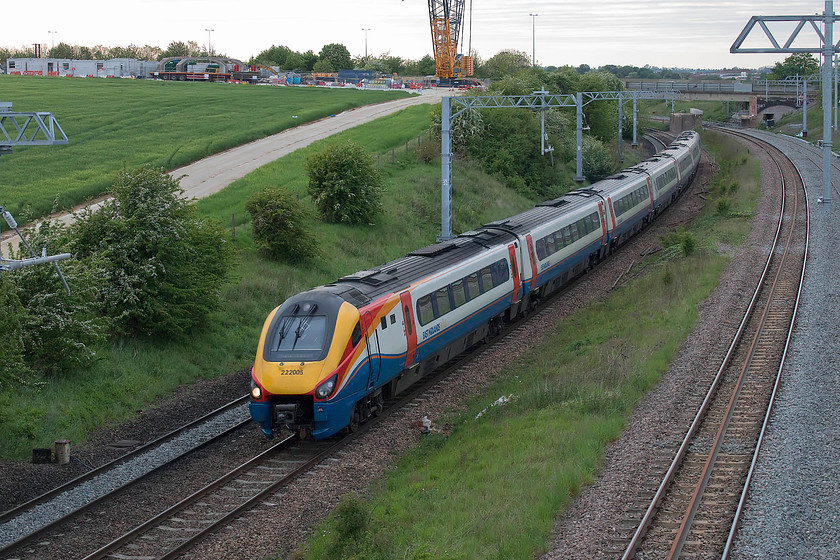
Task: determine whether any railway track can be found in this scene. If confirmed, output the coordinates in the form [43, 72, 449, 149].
[0, 395, 250, 554]
[78, 323, 528, 559]
[0, 302, 529, 559]
[615, 128, 808, 559]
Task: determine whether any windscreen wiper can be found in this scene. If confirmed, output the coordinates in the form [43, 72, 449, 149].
[291, 304, 318, 350]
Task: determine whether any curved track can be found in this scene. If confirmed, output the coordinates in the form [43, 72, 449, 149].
[620, 128, 808, 559]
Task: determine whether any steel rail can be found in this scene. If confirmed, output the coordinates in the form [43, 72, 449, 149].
[621, 128, 791, 560]
[0, 394, 250, 554]
[720, 136, 810, 559]
[667, 134, 802, 559]
[82, 434, 300, 560]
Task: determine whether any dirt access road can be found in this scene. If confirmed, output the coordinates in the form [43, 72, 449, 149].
[1, 87, 449, 257]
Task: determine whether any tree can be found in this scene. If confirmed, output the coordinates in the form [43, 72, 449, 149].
[474, 49, 531, 79]
[160, 41, 193, 59]
[578, 71, 623, 142]
[253, 45, 303, 70]
[300, 50, 318, 72]
[246, 188, 320, 262]
[313, 58, 334, 73]
[306, 142, 383, 224]
[70, 166, 235, 339]
[769, 53, 819, 80]
[582, 136, 614, 182]
[319, 43, 353, 71]
[49, 42, 75, 59]
[416, 54, 436, 76]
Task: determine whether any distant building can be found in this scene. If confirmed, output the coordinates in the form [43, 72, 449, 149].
[6, 58, 158, 78]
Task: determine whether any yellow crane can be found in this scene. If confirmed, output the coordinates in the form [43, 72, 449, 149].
[409, 0, 472, 79]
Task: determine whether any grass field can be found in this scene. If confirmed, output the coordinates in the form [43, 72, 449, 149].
[0, 75, 406, 218]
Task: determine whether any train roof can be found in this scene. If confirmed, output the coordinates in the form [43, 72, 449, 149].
[314, 132, 701, 309]
[318, 227, 516, 307]
[316, 188, 607, 307]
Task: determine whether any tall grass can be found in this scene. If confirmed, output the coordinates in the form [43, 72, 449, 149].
[0, 75, 406, 218]
[293, 128, 761, 560]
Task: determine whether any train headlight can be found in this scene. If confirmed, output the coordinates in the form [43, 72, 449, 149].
[315, 375, 338, 400]
[250, 379, 262, 400]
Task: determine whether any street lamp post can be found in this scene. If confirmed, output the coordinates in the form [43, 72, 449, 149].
[48, 30, 57, 53]
[205, 28, 214, 58]
[362, 28, 370, 62]
[528, 14, 538, 67]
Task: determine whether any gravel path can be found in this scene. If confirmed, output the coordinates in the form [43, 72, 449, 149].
[727, 131, 840, 559]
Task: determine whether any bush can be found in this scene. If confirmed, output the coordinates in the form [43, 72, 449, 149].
[70, 166, 235, 339]
[245, 188, 320, 262]
[663, 230, 697, 257]
[10, 220, 110, 376]
[306, 142, 384, 224]
[0, 276, 30, 388]
[582, 136, 614, 182]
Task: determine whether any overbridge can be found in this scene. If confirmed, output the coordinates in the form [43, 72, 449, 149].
[623, 79, 814, 110]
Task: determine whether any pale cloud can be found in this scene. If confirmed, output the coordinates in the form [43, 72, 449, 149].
[4, 0, 831, 69]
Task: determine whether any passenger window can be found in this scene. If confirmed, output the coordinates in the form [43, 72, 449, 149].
[491, 260, 510, 285]
[466, 272, 480, 300]
[434, 287, 452, 316]
[536, 238, 546, 260]
[380, 317, 388, 330]
[545, 234, 556, 255]
[351, 321, 362, 347]
[450, 280, 467, 308]
[417, 296, 434, 326]
[479, 267, 494, 293]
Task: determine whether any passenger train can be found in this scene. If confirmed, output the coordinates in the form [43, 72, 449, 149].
[249, 131, 701, 439]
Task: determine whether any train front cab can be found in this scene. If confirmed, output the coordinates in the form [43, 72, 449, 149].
[249, 291, 367, 440]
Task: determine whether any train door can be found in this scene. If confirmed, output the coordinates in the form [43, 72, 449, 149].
[507, 244, 522, 303]
[363, 311, 381, 389]
[399, 291, 417, 369]
[525, 234, 538, 290]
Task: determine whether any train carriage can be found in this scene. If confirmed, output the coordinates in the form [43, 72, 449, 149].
[250, 130, 701, 440]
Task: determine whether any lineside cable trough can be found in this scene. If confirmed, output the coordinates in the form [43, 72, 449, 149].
[0, 100, 72, 294]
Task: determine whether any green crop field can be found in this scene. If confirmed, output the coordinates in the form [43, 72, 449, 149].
[0, 75, 406, 218]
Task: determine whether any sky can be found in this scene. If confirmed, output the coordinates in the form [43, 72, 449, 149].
[3, 0, 836, 70]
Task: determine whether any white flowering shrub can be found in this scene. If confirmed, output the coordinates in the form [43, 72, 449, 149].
[70, 166, 235, 338]
[4, 219, 109, 377]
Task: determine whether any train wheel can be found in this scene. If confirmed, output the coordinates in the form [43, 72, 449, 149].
[372, 393, 384, 417]
[348, 408, 361, 433]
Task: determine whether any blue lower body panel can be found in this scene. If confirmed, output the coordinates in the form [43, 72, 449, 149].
[249, 401, 274, 438]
